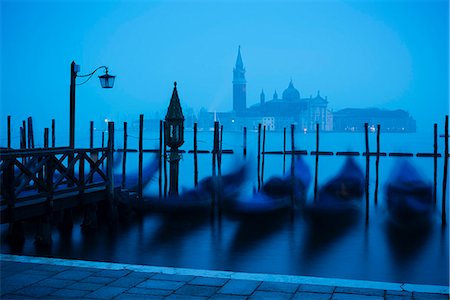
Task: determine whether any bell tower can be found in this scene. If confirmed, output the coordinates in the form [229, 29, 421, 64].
[233, 46, 247, 113]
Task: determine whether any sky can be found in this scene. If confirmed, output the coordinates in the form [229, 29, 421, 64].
[1, 0, 449, 144]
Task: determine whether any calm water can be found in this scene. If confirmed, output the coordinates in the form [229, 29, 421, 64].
[1, 131, 449, 285]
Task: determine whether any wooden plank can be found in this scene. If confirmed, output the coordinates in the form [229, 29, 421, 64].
[336, 151, 360, 156]
[417, 153, 442, 157]
[310, 151, 334, 156]
[388, 152, 414, 157]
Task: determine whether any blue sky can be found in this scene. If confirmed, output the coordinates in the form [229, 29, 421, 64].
[1, 0, 448, 141]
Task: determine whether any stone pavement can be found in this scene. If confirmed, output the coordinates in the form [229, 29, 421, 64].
[1, 256, 449, 299]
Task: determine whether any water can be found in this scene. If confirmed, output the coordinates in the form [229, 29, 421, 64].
[1, 131, 449, 286]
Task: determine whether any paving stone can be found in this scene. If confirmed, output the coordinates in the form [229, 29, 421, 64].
[15, 286, 58, 298]
[209, 294, 247, 300]
[175, 284, 219, 297]
[116, 293, 164, 299]
[189, 276, 229, 287]
[31, 264, 72, 272]
[293, 291, 332, 300]
[1, 294, 35, 299]
[0, 271, 16, 278]
[52, 269, 93, 280]
[165, 294, 208, 300]
[334, 287, 385, 297]
[81, 275, 117, 284]
[21, 269, 59, 277]
[85, 286, 128, 299]
[385, 290, 413, 296]
[94, 269, 132, 278]
[298, 284, 335, 293]
[385, 295, 413, 300]
[413, 292, 450, 300]
[249, 290, 293, 299]
[258, 281, 299, 293]
[151, 273, 196, 282]
[107, 275, 147, 288]
[332, 293, 384, 300]
[127, 271, 157, 279]
[218, 279, 261, 295]
[51, 288, 91, 298]
[136, 279, 185, 290]
[126, 287, 173, 296]
[2, 262, 39, 273]
[33, 278, 76, 289]
[0, 284, 23, 295]
[2, 274, 48, 289]
[66, 281, 104, 291]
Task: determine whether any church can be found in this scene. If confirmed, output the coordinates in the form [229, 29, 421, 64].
[211, 47, 333, 132]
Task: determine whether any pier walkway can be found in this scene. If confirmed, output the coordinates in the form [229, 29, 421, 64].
[1, 255, 448, 299]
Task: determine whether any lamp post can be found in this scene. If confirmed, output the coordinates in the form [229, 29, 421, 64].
[165, 82, 185, 197]
[69, 61, 115, 149]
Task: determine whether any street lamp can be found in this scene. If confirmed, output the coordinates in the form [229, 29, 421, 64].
[165, 82, 185, 197]
[69, 61, 115, 149]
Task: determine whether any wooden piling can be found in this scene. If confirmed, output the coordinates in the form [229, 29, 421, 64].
[261, 125, 266, 186]
[7, 116, 11, 149]
[374, 124, 380, 205]
[365, 122, 370, 224]
[90, 121, 94, 149]
[138, 114, 144, 199]
[243, 126, 247, 158]
[101, 131, 105, 169]
[106, 121, 117, 223]
[163, 121, 168, 198]
[44, 128, 49, 148]
[283, 127, 286, 176]
[291, 124, 295, 209]
[27, 117, 34, 148]
[314, 124, 319, 202]
[434, 123, 438, 205]
[122, 122, 128, 190]
[159, 120, 163, 197]
[219, 125, 223, 177]
[51, 119, 55, 147]
[257, 123, 262, 191]
[194, 122, 198, 187]
[212, 121, 219, 211]
[442, 115, 448, 225]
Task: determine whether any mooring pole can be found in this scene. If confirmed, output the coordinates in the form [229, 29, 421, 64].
[257, 123, 262, 191]
[374, 124, 380, 205]
[434, 123, 438, 205]
[291, 124, 295, 209]
[138, 114, 144, 200]
[365, 122, 370, 224]
[122, 122, 128, 190]
[159, 120, 163, 197]
[51, 119, 55, 148]
[283, 127, 286, 176]
[44, 128, 49, 148]
[106, 121, 117, 223]
[243, 126, 247, 158]
[314, 123, 319, 202]
[194, 122, 198, 187]
[261, 125, 266, 187]
[27, 117, 34, 149]
[442, 115, 448, 226]
[7, 116, 11, 149]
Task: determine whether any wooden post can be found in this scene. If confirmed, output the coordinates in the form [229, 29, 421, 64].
[434, 123, 438, 205]
[101, 131, 105, 169]
[27, 117, 34, 148]
[261, 125, 266, 187]
[314, 124, 319, 202]
[90, 121, 94, 149]
[194, 122, 198, 187]
[257, 123, 262, 191]
[283, 127, 286, 176]
[106, 121, 117, 223]
[7, 116, 11, 149]
[243, 126, 247, 158]
[365, 122, 370, 224]
[138, 114, 144, 199]
[212, 122, 219, 211]
[442, 115, 448, 225]
[374, 124, 380, 205]
[291, 124, 295, 209]
[159, 120, 163, 198]
[218, 125, 223, 177]
[122, 122, 128, 189]
[44, 128, 49, 148]
[51, 119, 55, 147]
[163, 121, 168, 198]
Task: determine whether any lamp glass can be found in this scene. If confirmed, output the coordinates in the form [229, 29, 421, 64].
[99, 74, 116, 88]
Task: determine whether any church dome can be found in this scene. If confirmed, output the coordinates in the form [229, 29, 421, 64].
[282, 80, 300, 101]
